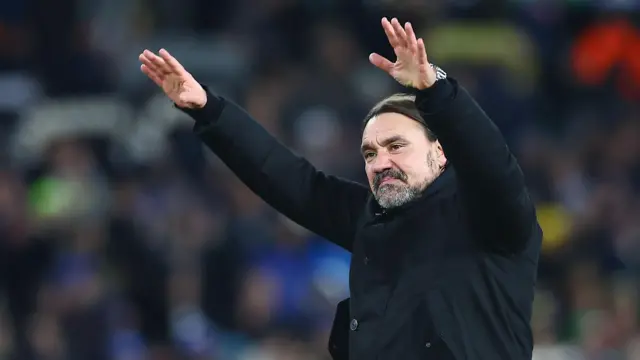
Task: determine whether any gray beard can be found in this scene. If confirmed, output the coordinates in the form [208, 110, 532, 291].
[374, 152, 441, 209]
[375, 182, 424, 209]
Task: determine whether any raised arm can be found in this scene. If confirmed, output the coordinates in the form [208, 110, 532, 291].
[139, 49, 369, 251]
[369, 18, 537, 253]
[415, 77, 536, 253]
[184, 89, 369, 250]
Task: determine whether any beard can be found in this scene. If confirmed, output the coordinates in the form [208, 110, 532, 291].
[375, 181, 423, 209]
[373, 152, 441, 209]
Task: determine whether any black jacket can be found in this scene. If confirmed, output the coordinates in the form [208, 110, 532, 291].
[180, 77, 542, 360]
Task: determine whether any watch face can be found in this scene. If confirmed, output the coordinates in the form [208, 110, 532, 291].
[431, 64, 447, 80]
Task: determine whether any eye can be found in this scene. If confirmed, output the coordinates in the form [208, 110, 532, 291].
[389, 143, 404, 152]
[363, 151, 376, 160]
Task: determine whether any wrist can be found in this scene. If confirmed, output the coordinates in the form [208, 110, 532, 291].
[417, 76, 436, 90]
[416, 64, 447, 90]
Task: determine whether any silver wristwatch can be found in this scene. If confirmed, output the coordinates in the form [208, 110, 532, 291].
[430, 63, 447, 81]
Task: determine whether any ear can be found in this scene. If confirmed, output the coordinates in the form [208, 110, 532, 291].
[435, 141, 447, 167]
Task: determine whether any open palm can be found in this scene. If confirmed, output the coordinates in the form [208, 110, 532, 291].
[139, 49, 207, 109]
[369, 18, 437, 90]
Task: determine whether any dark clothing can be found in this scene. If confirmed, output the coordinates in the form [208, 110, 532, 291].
[0, 236, 53, 359]
[180, 77, 542, 359]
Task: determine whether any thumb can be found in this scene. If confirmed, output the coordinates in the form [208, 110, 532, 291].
[369, 53, 394, 73]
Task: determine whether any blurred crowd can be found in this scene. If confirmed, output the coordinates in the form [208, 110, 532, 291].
[1, 0, 640, 359]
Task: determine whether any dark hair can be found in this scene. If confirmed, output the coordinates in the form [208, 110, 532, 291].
[362, 93, 437, 142]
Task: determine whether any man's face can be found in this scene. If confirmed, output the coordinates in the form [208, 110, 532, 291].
[361, 112, 446, 209]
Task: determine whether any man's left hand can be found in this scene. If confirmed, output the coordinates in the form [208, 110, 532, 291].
[369, 18, 437, 90]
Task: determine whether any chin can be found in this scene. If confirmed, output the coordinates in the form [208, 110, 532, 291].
[377, 196, 409, 209]
[376, 187, 411, 209]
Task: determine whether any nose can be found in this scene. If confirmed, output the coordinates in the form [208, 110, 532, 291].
[370, 152, 393, 173]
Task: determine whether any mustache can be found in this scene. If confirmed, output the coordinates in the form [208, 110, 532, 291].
[374, 169, 407, 190]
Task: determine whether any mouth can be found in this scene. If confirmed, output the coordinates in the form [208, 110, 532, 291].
[380, 177, 398, 185]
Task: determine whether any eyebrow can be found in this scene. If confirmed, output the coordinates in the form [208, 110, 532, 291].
[360, 135, 407, 154]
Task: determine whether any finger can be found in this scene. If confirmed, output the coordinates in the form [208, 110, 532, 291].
[417, 38, 429, 66]
[141, 65, 164, 87]
[369, 53, 394, 73]
[405, 22, 418, 54]
[140, 64, 164, 87]
[139, 51, 162, 73]
[158, 48, 187, 76]
[144, 50, 172, 75]
[391, 18, 408, 48]
[381, 17, 401, 48]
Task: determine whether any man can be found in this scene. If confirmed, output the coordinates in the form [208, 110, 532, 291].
[139, 18, 541, 360]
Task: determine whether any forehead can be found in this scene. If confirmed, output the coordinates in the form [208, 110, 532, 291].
[362, 112, 425, 143]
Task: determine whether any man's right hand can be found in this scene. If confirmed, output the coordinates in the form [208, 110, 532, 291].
[139, 49, 207, 109]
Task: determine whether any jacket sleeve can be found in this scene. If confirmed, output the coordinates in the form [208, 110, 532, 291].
[415, 78, 537, 253]
[178, 88, 369, 252]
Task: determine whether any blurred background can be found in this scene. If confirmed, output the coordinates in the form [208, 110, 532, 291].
[0, 0, 640, 359]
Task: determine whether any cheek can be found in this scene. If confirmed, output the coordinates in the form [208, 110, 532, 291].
[397, 162, 422, 183]
[365, 167, 376, 185]
[406, 164, 436, 185]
